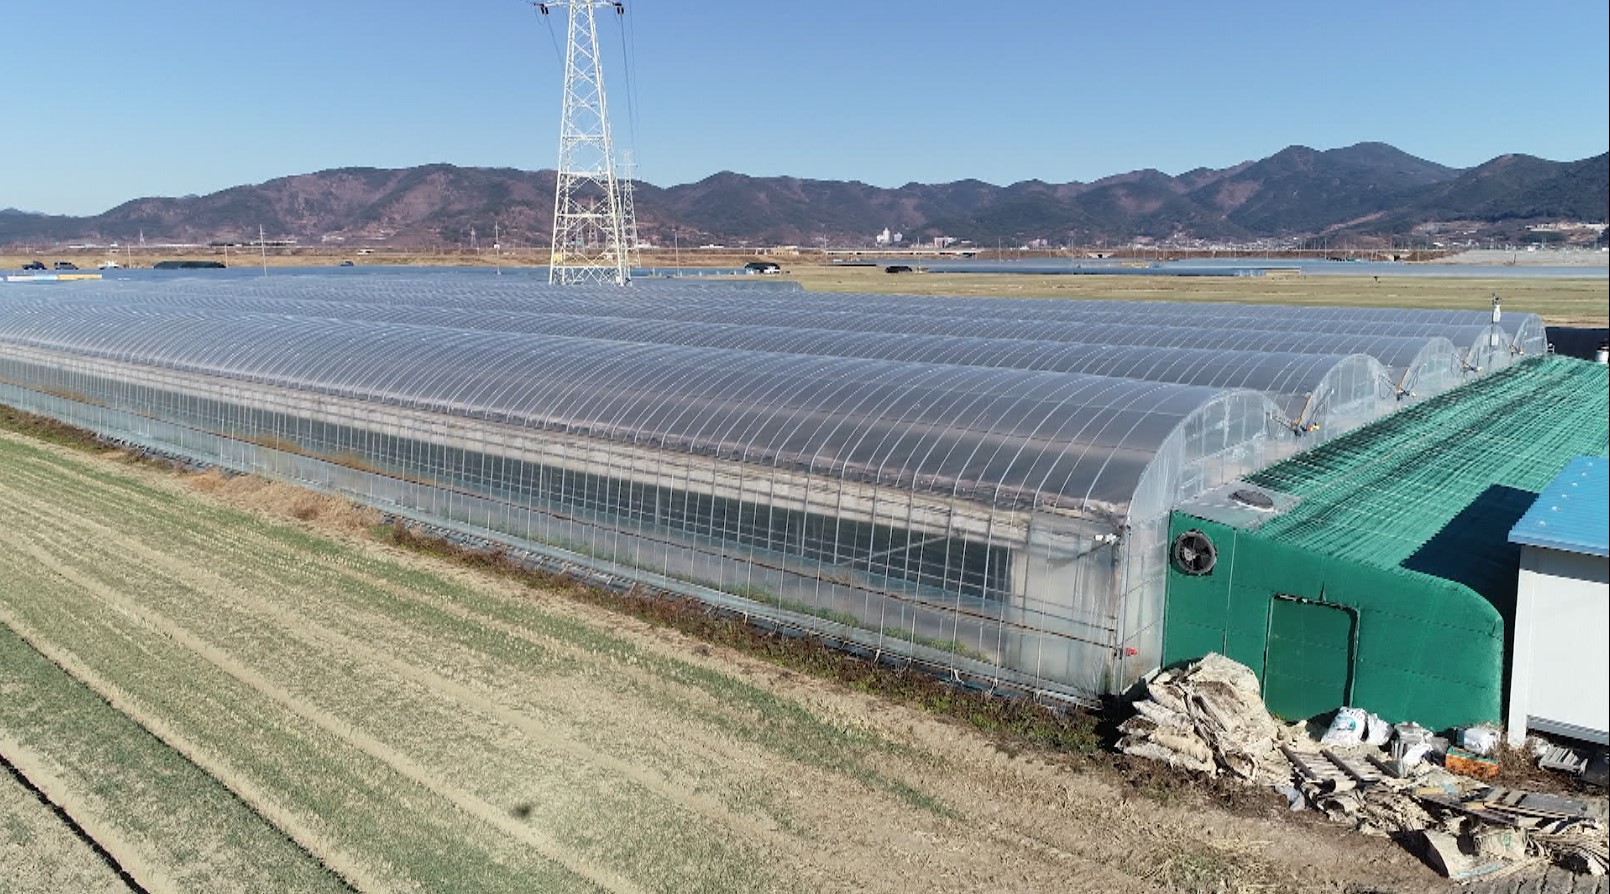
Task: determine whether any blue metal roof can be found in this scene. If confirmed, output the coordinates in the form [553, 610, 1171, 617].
[1509, 455, 1610, 558]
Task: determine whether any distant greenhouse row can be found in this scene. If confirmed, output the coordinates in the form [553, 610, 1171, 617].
[0, 272, 1546, 701]
[28, 273, 1543, 439]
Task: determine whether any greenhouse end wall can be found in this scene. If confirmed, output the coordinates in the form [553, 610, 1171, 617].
[0, 343, 1284, 700]
[1115, 390, 1290, 686]
[1162, 513, 1504, 729]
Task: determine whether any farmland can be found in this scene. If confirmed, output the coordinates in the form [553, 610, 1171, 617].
[785, 265, 1610, 327]
[5, 246, 1605, 327]
[0, 425, 1451, 892]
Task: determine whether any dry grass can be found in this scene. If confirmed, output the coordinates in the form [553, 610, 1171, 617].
[187, 467, 381, 535]
[1494, 740, 1604, 795]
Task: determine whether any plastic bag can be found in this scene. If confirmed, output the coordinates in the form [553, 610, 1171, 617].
[1459, 725, 1499, 756]
[1320, 707, 1368, 746]
[1364, 712, 1393, 746]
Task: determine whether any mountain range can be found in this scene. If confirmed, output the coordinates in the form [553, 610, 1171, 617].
[2, 142, 1605, 250]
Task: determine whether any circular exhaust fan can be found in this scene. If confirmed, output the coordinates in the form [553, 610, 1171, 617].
[1171, 529, 1217, 575]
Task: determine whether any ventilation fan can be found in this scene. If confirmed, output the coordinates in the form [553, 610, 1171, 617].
[1171, 529, 1217, 575]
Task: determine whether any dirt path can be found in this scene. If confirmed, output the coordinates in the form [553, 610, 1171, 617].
[0, 428, 1451, 893]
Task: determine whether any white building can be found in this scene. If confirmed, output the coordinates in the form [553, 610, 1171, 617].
[1506, 455, 1610, 745]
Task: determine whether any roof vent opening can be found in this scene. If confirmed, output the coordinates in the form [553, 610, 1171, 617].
[1230, 488, 1275, 511]
[1171, 529, 1217, 576]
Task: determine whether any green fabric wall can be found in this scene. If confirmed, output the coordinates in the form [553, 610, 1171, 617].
[1163, 513, 1504, 729]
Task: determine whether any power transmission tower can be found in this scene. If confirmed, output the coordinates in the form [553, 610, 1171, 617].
[617, 149, 643, 272]
[539, 1, 633, 286]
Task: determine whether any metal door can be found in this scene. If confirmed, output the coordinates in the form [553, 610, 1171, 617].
[1262, 595, 1356, 721]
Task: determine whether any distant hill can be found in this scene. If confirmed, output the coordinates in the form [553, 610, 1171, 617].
[2, 143, 1604, 249]
[1192, 143, 1460, 235]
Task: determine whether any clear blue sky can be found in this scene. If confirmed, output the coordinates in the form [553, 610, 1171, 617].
[2, 0, 1605, 216]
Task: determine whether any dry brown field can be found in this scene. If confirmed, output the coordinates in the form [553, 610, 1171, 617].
[0, 424, 1458, 894]
[787, 267, 1609, 327]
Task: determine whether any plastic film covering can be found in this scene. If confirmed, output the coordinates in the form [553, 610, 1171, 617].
[40, 290, 1393, 439]
[81, 272, 1545, 363]
[0, 295, 1289, 699]
[467, 279, 1497, 379]
[806, 291, 1549, 364]
[562, 281, 1540, 361]
[1364, 336, 1465, 400]
[51, 276, 1483, 430]
[0, 303, 1266, 510]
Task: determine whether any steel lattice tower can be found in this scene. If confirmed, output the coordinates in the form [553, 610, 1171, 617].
[616, 150, 643, 272]
[544, 1, 633, 286]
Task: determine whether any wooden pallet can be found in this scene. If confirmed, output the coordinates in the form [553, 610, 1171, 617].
[1280, 746, 1385, 791]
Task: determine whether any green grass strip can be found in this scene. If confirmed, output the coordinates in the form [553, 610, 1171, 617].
[0, 624, 356, 894]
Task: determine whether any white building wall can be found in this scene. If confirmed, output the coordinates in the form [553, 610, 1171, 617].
[1507, 546, 1610, 745]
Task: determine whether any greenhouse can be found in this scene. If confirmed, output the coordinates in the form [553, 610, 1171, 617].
[60, 274, 1503, 417]
[84, 271, 1548, 370]
[42, 291, 1393, 441]
[0, 274, 1548, 702]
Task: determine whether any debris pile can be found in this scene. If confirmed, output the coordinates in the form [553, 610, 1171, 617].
[1283, 747, 1608, 880]
[1119, 653, 1609, 882]
[1117, 652, 1289, 783]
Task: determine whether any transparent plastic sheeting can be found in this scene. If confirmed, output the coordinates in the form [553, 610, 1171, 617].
[34, 292, 1396, 438]
[80, 272, 1548, 363]
[44, 276, 1494, 408]
[0, 297, 1289, 699]
[2, 301, 1282, 509]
